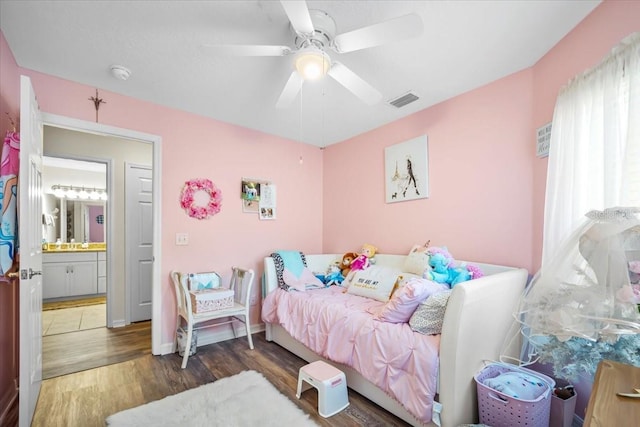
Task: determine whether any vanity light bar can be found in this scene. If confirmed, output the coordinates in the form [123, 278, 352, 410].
[51, 184, 107, 201]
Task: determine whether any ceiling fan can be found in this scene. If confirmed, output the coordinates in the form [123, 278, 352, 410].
[205, 1, 423, 109]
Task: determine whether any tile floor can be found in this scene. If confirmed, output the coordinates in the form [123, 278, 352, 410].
[42, 303, 106, 336]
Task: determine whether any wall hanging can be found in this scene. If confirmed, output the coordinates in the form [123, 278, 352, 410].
[180, 178, 222, 220]
[384, 135, 429, 203]
[259, 183, 277, 220]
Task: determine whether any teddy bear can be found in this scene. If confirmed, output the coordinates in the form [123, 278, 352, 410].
[341, 252, 358, 277]
[350, 243, 377, 273]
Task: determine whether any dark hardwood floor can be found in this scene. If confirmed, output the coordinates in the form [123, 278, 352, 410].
[33, 332, 411, 427]
[42, 320, 151, 379]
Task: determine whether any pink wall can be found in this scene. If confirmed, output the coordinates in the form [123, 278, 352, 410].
[0, 30, 324, 347]
[0, 29, 21, 424]
[87, 205, 104, 243]
[324, 0, 640, 276]
[324, 69, 534, 270]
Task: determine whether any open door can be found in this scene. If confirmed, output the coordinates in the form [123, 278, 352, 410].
[18, 75, 44, 426]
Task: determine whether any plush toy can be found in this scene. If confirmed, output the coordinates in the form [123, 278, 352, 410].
[324, 264, 344, 286]
[341, 252, 358, 277]
[426, 247, 483, 287]
[350, 243, 377, 272]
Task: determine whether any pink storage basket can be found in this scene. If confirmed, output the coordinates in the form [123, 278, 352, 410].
[474, 362, 555, 427]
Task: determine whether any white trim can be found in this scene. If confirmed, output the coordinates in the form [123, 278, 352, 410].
[165, 324, 266, 356]
[111, 319, 127, 328]
[41, 112, 163, 355]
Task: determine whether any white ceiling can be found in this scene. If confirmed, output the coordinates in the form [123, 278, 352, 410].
[0, 0, 600, 147]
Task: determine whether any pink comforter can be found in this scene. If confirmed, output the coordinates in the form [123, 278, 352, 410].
[262, 286, 440, 424]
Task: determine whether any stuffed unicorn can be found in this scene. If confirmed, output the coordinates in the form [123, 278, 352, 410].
[426, 247, 483, 287]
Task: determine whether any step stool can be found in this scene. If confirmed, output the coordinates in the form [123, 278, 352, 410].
[296, 360, 349, 417]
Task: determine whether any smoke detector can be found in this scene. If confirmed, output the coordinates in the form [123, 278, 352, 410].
[110, 65, 131, 81]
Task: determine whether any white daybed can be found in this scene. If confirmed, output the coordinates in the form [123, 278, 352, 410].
[262, 254, 528, 427]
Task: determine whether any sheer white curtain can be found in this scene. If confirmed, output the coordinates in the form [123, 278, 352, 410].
[542, 33, 640, 267]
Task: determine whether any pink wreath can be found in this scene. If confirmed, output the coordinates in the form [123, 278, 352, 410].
[180, 178, 222, 219]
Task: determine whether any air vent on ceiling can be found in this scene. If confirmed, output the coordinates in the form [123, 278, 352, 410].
[388, 91, 419, 108]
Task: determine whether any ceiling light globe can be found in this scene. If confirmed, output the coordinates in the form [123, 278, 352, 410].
[52, 187, 66, 198]
[295, 48, 330, 81]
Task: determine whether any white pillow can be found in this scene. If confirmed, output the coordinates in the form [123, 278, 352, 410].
[346, 266, 401, 302]
[403, 244, 431, 276]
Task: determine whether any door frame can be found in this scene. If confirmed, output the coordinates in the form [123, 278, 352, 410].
[40, 112, 162, 355]
[43, 154, 111, 318]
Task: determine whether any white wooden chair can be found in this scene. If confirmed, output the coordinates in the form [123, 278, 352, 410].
[170, 266, 255, 369]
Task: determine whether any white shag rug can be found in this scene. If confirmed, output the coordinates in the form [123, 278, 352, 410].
[106, 370, 318, 426]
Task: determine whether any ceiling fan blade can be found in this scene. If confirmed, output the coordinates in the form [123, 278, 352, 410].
[202, 44, 291, 57]
[276, 71, 305, 109]
[280, 0, 314, 36]
[328, 62, 382, 105]
[333, 13, 423, 53]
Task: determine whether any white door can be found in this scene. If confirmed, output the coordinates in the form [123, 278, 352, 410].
[126, 163, 153, 322]
[18, 75, 43, 427]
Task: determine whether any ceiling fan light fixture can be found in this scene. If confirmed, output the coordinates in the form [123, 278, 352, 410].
[295, 48, 330, 80]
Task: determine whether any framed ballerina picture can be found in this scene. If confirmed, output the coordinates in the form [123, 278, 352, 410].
[384, 135, 429, 203]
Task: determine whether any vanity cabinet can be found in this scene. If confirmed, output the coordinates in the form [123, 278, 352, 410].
[43, 252, 100, 299]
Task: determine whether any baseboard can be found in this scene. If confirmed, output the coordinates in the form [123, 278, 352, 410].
[159, 323, 265, 355]
[573, 414, 584, 427]
[111, 319, 126, 328]
[197, 323, 265, 347]
[158, 342, 174, 355]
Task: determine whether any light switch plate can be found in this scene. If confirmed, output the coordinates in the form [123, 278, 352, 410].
[175, 233, 189, 246]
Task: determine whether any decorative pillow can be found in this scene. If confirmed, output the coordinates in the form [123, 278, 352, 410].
[369, 278, 448, 323]
[346, 266, 401, 302]
[409, 289, 453, 335]
[271, 250, 321, 291]
[394, 273, 423, 288]
[271, 251, 307, 291]
[403, 244, 431, 276]
[283, 266, 325, 291]
[187, 272, 221, 291]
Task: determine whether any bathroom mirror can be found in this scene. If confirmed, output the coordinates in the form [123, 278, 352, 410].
[42, 195, 106, 243]
[41, 156, 107, 243]
[65, 200, 106, 243]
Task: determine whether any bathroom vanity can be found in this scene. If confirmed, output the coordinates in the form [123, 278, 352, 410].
[42, 245, 106, 300]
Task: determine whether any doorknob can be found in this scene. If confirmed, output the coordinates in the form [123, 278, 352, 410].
[7, 269, 42, 280]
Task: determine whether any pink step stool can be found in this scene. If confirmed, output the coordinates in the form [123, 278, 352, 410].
[296, 360, 349, 417]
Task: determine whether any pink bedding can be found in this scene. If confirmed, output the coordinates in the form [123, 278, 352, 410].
[261, 286, 440, 424]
